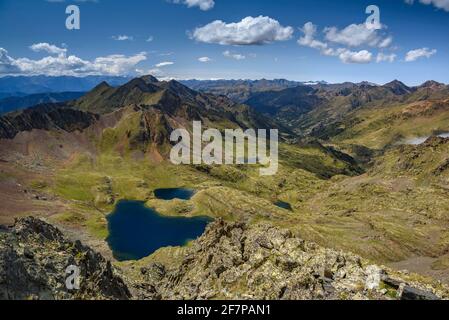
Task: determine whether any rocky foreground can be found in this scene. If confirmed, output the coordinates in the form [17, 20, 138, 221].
[1, 217, 448, 300]
[0, 217, 130, 300]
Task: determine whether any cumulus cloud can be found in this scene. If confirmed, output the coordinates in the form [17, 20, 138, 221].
[298, 22, 375, 64]
[223, 51, 246, 60]
[405, 0, 449, 11]
[112, 35, 133, 41]
[297, 21, 398, 64]
[170, 0, 215, 11]
[298, 22, 329, 51]
[30, 43, 67, 56]
[0, 45, 147, 76]
[191, 16, 294, 45]
[0, 48, 21, 74]
[198, 56, 212, 62]
[405, 48, 437, 62]
[155, 61, 174, 67]
[324, 23, 392, 48]
[379, 36, 394, 49]
[337, 49, 373, 64]
[376, 53, 397, 63]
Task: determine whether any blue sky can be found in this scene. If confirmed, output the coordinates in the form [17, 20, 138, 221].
[0, 0, 448, 85]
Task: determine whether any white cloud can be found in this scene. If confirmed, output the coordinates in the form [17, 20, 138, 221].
[0, 45, 147, 76]
[324, 23, 392, 48]
[146, 36, 154, 42]
[223, 50, 246, 60]
[405, 0, 449, 11]
[170, 0, 215, 11]
[191, 16, 294, 45]
[0, 48, 21, 74]
[379, 36, 394, 48]
[376, 52, 397, 63]
[298, 22, 330, 51]
[298, 22, 375, 64]
[155, 61, 174, 67]
[405, 48, 437, 62]
[337, 49, 373, 64]
[112, 35, 133, 41]
[198, 56, 212, 62]
[30, 43, 67, 56]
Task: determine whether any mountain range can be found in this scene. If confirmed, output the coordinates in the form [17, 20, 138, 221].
[0, 75, 131, 95]
[0, 92, 85, 115]
[180, 79, 328, 103]
[1, 75, 449, 299]
[0, 75, 283, 160]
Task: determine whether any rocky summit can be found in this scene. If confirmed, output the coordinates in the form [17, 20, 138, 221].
[1, 217, 448, 300]
[0, 217, 131, 300]
[133, 219, 447, 300]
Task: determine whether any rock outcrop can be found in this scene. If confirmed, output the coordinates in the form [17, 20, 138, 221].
[1, 217, 446, 300]
[0, 217, 131, 300]
[135, 220, 448, 300]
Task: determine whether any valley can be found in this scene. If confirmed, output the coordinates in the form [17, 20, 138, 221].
[1, 75, 449, 299]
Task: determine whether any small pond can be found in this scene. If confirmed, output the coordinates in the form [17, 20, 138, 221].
[274, 200, 293, 211]
[154, 188, 195, 200]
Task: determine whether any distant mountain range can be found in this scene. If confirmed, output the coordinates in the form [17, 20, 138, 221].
[179, 78, 449, 141]
[241, 80, 449, 138]
[0, 75, 131, 95]
[0, 75, 281, 147]
[180, 79, 328, 103]
[0, 92, 85, 115]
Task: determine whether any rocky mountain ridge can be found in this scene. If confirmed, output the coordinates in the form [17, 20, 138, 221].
[0, 76, 282, 143]
[2, 217, 443, 300]
[0, 217, 131, 300]
[0, 103, 99, 139]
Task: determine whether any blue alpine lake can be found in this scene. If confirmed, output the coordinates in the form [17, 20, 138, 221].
[106, 200, 211, 261]
[154, 188, 195, 200]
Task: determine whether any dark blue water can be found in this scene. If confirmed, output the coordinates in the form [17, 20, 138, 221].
[106, 200, 211, 261]
[274, 201, 293, 211]
[154, 188, 195, 200]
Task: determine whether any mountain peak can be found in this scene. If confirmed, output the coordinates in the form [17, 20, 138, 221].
[383, 80, 412, 95]
[357, 81, 378, 87]
[93, 81, 111, 91]
[139, 75, 159, 84]
[385, 79, 407, 86]
[121, 77, 161, 94]
[420, 80, 445, 88]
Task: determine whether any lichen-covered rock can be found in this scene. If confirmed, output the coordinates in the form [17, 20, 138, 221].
[0, 217, 131, 300]
[134, 219, 449, 300]
[1, 217, 446, 301]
